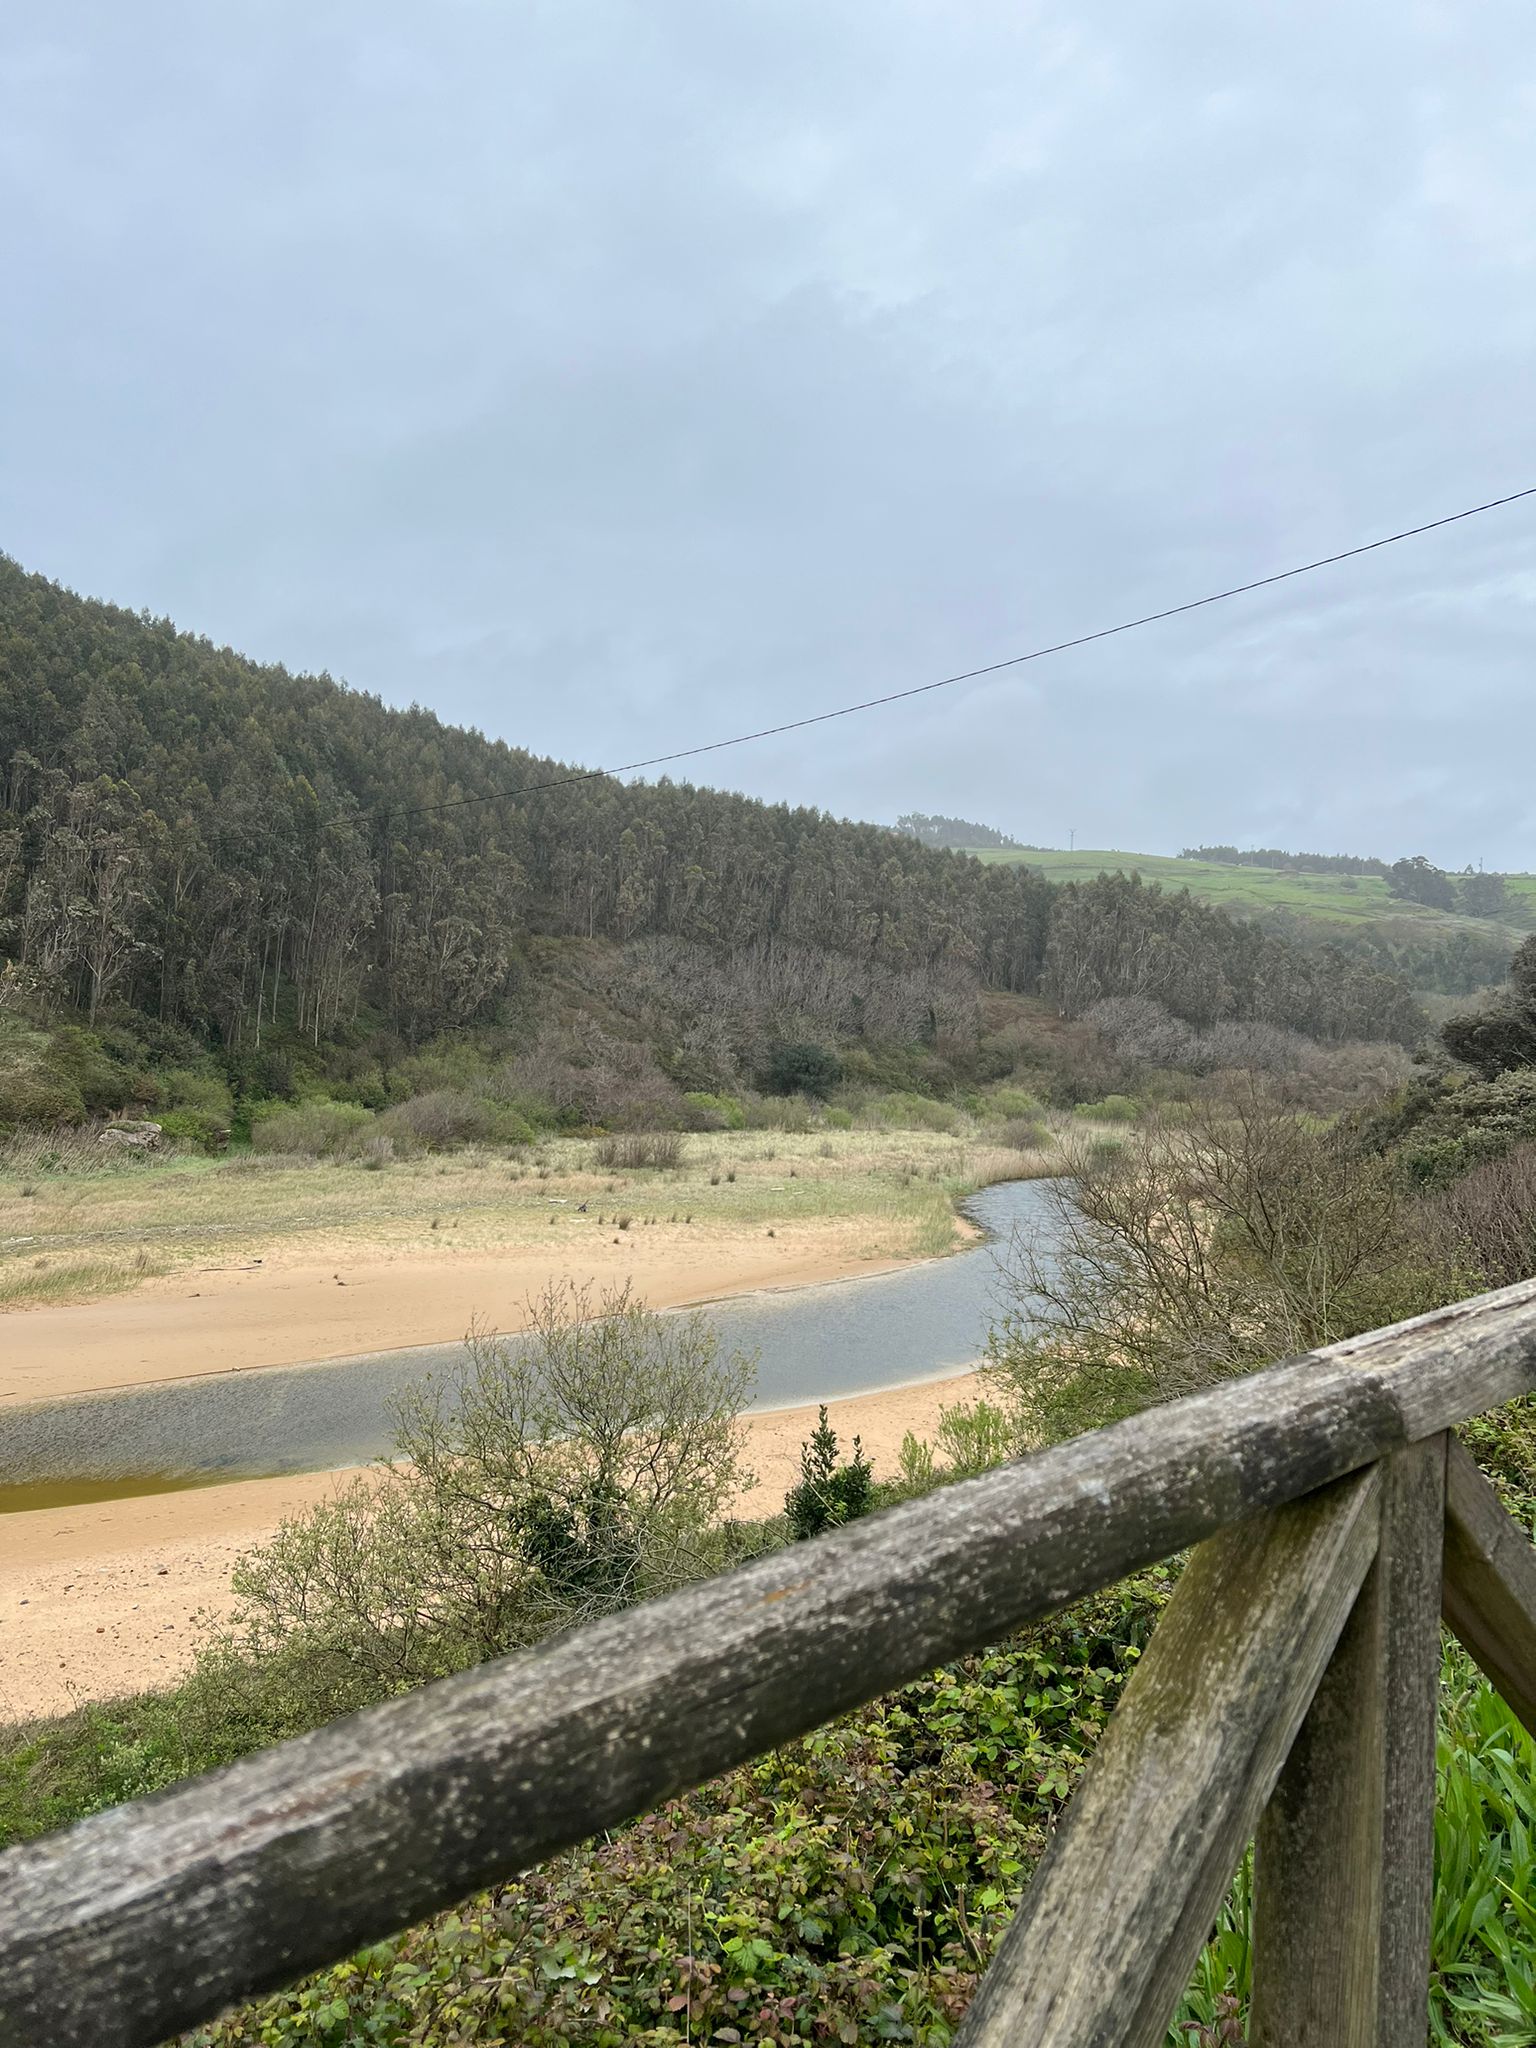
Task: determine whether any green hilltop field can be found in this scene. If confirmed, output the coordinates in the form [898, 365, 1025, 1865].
[975, 845, 1536, 940]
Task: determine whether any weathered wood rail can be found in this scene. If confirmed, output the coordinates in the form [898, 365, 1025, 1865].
[3, 1277, 1536, 2047]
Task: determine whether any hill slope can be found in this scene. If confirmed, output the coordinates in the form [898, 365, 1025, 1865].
[0, 557, 1426, 1130]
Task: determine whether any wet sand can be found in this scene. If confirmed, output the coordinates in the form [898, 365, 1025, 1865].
[0, 1372, 984, 1723]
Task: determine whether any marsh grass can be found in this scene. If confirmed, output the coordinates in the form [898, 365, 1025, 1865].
[0, 1253, 168, 1311]
[0, 1122, 1074, 1311]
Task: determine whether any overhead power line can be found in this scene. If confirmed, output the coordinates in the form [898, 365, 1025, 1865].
[384, 482, 1536, 825]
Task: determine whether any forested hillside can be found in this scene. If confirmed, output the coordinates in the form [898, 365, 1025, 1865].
[0, 557, 1423, 1116]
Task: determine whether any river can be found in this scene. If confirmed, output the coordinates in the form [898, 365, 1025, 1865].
[0, 1177, 1063, 1503]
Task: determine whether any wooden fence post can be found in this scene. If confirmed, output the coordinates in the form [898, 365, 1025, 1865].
[1249, 1436, 1446, 2048]
[1442, 1433, 1536, 1737]
[954, 1470, 1381, 2048]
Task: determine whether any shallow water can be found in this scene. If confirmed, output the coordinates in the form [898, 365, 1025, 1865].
[0, 1472, 230, 1516]
[0, 1177, 1063, 1505]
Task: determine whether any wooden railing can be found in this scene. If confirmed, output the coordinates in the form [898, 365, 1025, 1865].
[3, 1277, 1536, 2048]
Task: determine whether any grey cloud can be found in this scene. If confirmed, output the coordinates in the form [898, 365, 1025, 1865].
[2, 0, 1533, 865]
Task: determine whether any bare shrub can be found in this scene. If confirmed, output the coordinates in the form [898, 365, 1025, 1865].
[1086, 996, 1201, 1069]
[1292, 1040, 1413, 1112]
[1086, 996, 1412, 1110]
[986, 1087, 1472, 1443]
[213, 1282, 755, 1703]
[593, 1131, 683, 1171]
[1420, 1141, 1536, 1289]
[623, 936, 981, 1073]
[497, 1020, 684, 1131]
[379, 1089, 494, 1150]
[996, 1116, 1048, 1151]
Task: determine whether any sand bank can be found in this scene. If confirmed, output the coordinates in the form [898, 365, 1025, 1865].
[0, 1371, 982, 1723]
[0, 1229, 910, 1405]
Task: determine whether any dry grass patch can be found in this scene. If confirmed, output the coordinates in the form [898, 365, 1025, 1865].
[0, 1123, 1071, 1310]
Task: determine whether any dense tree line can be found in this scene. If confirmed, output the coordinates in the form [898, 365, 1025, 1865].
[0, 558, 1424, 1061]
[1183, 844, 1390, 876]
[1039, 872, 1423, 1042]
[1387, 854, 1517, 921]
[894, 812, 1026, 850]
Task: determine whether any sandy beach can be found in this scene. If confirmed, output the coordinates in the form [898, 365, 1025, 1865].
[0, 1228, 912, 1405]
[0, 1370, 983, 1723]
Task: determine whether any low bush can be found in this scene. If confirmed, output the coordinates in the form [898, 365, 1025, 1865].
[995, 1116, 1049, 1152]
[870, 1090, 960, 1133]
[158, 1068, 235, 1121]
[0, 1065, 86, 1132]
[986, 1085, 1043, 1119]
[784, 1407, 874, 1540]
[157, 1107, 227, 1155]
[681, 1090, 745, 1131]
[742, 1094, 815, 1132]
[763, 1041, 841, 1099]
[1392, 1071, 1536, 1191]
[248, 1100, 373, 1158]
[1072, 1094, 1139, 1123]
[377, 1089, 520, 1151]
[593, 1131, 683, 1170]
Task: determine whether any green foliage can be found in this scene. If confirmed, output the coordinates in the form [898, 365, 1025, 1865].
[0, 1062, 86, 1131]
[248, 1099, 373, 1158]
[1373, 1071, 1536, 1190]
[159, 1067, 235, 1119]
[784, 1406, 875, 1540]
[184, 1581, 1163, 2048]
[681, 1089, 746, 1130]
[765, 1042, 842, 1099]
[1442, 935, 1536, 1080]
[157, 1106, 227, 1154]
[985, 1085, 1042, 1119]
[1390, 854, 1460, 911]
[933, 1400, 1017, 1479]
[1430, 1652, 1536, 2044]
[1072, 1093, 1138, 1122]
[871, 1090, 961, 1132]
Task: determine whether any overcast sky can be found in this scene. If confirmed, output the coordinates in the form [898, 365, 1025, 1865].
[3, 2, 1533, 867]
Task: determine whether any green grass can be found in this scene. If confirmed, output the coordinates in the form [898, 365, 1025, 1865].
[974, 848, 1536, 940]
